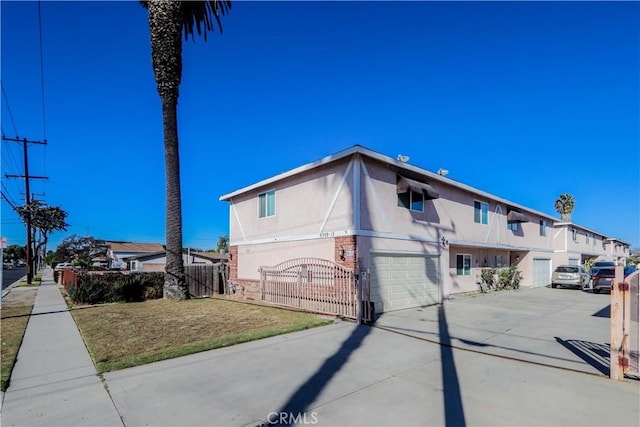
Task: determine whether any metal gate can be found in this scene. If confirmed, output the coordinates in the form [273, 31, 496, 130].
[259, 258, 357, 319]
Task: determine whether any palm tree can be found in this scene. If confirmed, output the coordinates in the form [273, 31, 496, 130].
[555, 193, 575, 221]
[142, 0, 231, 299]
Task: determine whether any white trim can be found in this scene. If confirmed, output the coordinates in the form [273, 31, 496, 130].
[230, 228, 555, 253]
[230, 200, 246, 241]
[319, 158, 354, 233]
[353, 154, 361, 230]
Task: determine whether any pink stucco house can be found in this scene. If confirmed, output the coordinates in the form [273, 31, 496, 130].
[220, 145, 629, 314]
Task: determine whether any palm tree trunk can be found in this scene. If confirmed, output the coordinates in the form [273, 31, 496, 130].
[148, 0, 188, 299]
[163, 99, 188, 299]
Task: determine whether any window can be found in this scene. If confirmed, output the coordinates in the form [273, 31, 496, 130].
[572, 228, 578, 242]
[456, 254, 472, 276]
[258, 190, 276, 218]
[474, 201, 488, 225]
[397, 190, 424, 212]
[507, 221, 518, 232]
[586, 233, 590, 244]
[539, 220, 547, 236]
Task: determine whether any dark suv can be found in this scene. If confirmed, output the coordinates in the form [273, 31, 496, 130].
[590, 261, 616, 278]
[592, 268, 615, 294]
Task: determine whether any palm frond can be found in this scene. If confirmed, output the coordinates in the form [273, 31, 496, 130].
[140, 0, 232, 42]
[182, 0, 232, 41]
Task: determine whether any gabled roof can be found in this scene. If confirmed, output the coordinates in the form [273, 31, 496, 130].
[219, 144, 558, 221]
[107, 242, 165, 253]
[219, 144, 625, 246]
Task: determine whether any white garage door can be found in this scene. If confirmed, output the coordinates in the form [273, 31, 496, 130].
[532, 258, 551, 287]
[370, 255, 440, 313]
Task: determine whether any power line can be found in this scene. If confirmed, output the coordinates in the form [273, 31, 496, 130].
[37, 1, 48, 141]
[1, 81, 19, 136]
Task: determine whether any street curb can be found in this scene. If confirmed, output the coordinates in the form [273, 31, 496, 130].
[1, 276, 27, 299]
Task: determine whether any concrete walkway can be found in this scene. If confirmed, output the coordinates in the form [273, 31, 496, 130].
[1, 275, 638, 426]
[1, 268, 123, 427]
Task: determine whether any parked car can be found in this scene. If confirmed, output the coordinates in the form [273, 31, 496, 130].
[590, 261, 616, 278]
[551, 265, 590, 289]
[591, 266, 637, 294]
[54, 262, 74, 271]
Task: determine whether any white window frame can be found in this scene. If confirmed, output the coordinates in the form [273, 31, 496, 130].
[572, 228, 578, 242]
[258, 189, 276, 218]
[456, 253, 472, 276]
[474, 201, 489, 225]
[539, 220, 547, 237]
[397, 190, 424, 212]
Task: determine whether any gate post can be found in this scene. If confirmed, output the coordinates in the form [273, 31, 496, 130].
[610, 266, 628, 380]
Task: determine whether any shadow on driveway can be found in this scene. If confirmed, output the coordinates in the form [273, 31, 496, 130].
[273, 324, 372, 426]
[555, 337, 609, 376]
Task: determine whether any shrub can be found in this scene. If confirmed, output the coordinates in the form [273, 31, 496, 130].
[68, 272, 164, 305]
[480, 268, 497, 291]
[497, 266, 522, 290]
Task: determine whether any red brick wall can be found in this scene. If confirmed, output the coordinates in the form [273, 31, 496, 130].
[228, 279, 260, 300]
[229, 246, 238, 280]
[335, 235, 357, 270]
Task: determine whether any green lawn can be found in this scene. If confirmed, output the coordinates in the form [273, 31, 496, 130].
[1, 301, 35, 391]
[70, 297, 333, 373]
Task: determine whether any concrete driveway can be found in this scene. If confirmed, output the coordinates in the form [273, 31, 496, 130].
[103, 286, 638, 426]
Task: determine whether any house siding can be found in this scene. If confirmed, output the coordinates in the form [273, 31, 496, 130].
[221, 146, 630, 309]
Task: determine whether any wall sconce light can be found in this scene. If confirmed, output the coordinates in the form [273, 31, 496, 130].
[229, 252, 233, 261]
[516, 255, 520, 261]
[441, 236, 449, 248]
[338, 246, 345, 260]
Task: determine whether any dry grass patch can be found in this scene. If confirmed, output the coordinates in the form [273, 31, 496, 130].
[1, 289, 37, 391]
[70, 298, 332, 372]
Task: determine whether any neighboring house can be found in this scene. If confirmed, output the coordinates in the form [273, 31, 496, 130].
[106, 242, 165, 270]
[125, 251, 228, 273]
[219, 145, 630, 314]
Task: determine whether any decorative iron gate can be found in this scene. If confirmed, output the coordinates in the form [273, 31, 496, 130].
[259, 258, 357, 318]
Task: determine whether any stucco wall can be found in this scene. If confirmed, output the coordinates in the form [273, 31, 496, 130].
[236, 238, 335, 281]
[228, 159, 355, 244]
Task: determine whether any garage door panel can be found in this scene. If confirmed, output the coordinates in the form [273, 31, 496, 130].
[533, 258, 551, 287]
[370, 255, 440, 313]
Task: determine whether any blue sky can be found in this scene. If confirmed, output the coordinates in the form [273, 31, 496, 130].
[1, 1, 639, 252]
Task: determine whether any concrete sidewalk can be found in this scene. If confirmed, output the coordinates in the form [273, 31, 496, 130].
[1, 268, 123, 427]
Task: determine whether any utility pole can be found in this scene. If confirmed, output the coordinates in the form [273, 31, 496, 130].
[2, 136, 48, 284]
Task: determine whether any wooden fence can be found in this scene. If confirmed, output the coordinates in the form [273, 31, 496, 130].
[185, 264, 229, 298]
[259, 258, 357, 318]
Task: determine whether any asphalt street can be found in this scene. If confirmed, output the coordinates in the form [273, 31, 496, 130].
[1, 267, 26, 289]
